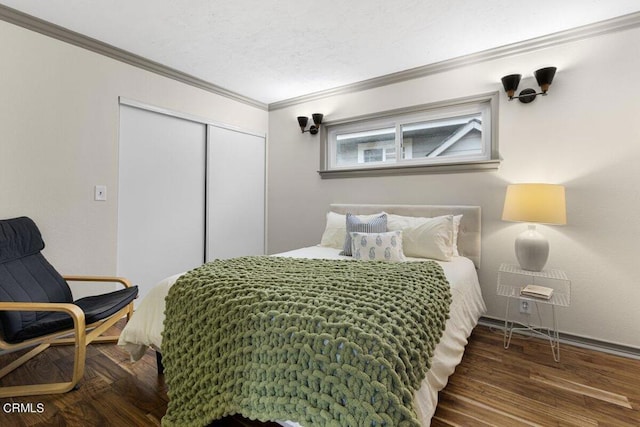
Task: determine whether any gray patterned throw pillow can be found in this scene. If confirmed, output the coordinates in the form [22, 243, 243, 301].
[340, 213, 387, 256]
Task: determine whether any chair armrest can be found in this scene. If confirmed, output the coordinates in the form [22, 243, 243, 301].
[62, 275, 134, 289]
[0, 302, 86, 352]
[0, 301, 85, 323]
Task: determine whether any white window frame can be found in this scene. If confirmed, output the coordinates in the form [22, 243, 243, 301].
[319, 92, 500, 178]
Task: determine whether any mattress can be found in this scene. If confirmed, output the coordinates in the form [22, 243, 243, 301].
[118, 246, 486, 425]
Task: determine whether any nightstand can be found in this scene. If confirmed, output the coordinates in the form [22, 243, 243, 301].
[497, 263, 571, 362]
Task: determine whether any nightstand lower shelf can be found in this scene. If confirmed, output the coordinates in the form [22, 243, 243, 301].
[497, 263, 570, 363]
[503, 300, 561, 362]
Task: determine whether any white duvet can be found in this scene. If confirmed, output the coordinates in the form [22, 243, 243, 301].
[118, 246, 486, 425]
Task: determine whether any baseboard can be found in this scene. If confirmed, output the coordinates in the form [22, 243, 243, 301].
[479, 316, 640, 360]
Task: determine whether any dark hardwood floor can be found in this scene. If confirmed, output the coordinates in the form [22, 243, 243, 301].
[1, 322, 638, 426]
[432, 326, 640, 426]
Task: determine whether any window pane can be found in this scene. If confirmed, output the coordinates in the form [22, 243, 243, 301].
[335, 127, 395, 167]
[321, 95, 497, 177]
[401, 114, 482, 160]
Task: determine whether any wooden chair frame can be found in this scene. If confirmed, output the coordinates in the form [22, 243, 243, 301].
[0, 276, 135, 398]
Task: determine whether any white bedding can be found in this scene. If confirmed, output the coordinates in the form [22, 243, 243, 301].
[118, 246, 486, 425]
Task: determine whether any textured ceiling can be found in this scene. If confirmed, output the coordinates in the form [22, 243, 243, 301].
[1, 0, 639, 104]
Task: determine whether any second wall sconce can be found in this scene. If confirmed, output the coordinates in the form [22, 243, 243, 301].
[501, 67, 557, 104]
[297, 113, 323, 135]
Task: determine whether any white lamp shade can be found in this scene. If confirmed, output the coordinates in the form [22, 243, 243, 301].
[502, 184, 566, 225]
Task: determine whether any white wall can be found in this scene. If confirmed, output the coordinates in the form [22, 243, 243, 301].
[267, 27, 640, 348]
[0, 21, 268, 297]
[2, 16, 638, 349]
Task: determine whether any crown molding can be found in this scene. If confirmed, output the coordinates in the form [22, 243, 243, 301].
[2, 3, 638, 113]
[0, 4, 268, 111]
[269, 11, 640, 110]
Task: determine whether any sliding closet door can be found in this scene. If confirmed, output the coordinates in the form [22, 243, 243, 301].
[207, 126, 265, 260]
[118, 104, 206, 299]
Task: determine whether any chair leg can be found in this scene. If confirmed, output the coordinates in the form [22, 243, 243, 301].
[0, 380, 78, 398]
[0, 343, 50, 380]
[69, 330, 87, 392]
[0, 304, 132, 397]
[0, 339, 84, 398]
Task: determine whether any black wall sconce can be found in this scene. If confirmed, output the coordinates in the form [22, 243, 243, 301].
[297, 113, 323, 135]
[501, 67, 557, 103]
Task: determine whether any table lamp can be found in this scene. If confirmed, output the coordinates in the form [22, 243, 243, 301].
[502, 183, 566, 271]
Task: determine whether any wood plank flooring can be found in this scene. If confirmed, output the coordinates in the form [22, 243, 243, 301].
[432, 327, 640, 426]
[1, 322, 638, 426]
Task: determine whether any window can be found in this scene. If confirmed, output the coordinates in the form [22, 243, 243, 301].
[319, 93, 499, 178]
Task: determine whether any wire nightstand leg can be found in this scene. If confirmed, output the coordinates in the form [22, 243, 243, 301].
[502, 298, 561, 362]
[503, 298, 514, 349]
[550, 305, 560, 362]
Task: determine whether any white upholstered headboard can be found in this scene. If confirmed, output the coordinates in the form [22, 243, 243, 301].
[329, 204, 481, 269]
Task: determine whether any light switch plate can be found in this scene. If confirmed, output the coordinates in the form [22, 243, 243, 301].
[94, 185, 107, 201]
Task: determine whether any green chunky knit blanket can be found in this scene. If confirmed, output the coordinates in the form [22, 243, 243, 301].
[162, 256, 451, 427]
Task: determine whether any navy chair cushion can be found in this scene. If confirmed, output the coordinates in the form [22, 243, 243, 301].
[10, 286, 138, 343]
[0, 217, 138, 343]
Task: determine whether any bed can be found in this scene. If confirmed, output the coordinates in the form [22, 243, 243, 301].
[118, 204, 486, 426]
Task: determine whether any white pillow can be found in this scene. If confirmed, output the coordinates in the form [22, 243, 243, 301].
[350, 231, 405, 262]
[319, 211, 384, 249]
[401, 215, 454, 261]
[385, 213, 462, 257]
[385, 213, 427, 231]
[452, 214, 462, 257]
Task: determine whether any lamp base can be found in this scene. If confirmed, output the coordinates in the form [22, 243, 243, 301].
[515, 224, 549, 271]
